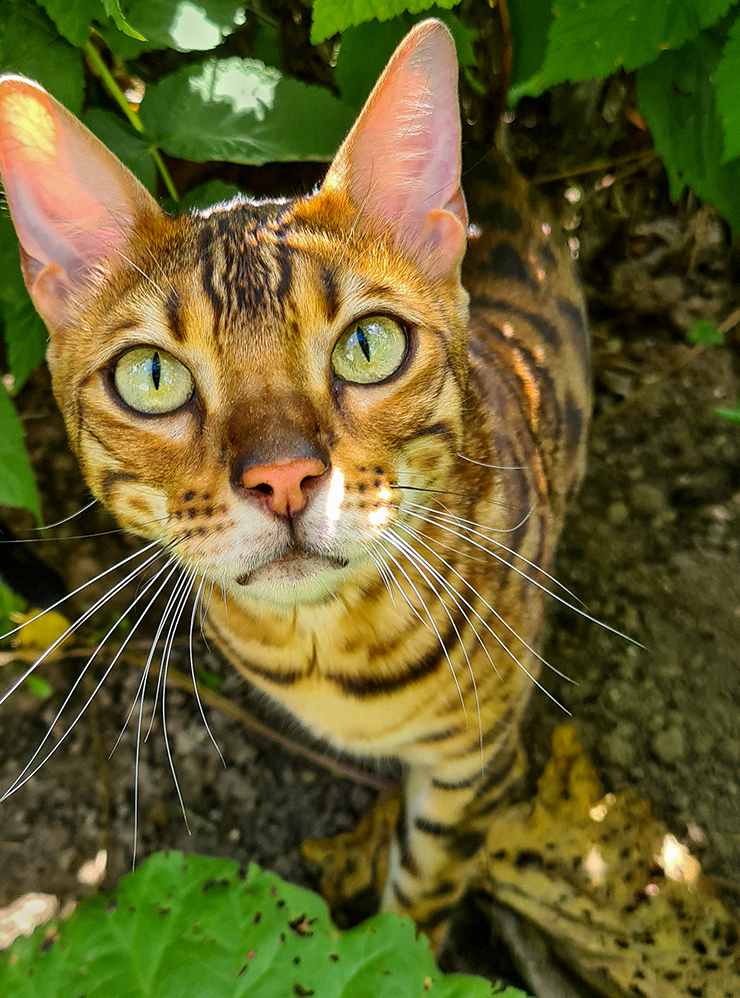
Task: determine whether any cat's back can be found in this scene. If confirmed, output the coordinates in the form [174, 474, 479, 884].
[463, 155, 591, 521]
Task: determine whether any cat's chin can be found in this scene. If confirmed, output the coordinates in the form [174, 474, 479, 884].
[231, 549, 351, 607]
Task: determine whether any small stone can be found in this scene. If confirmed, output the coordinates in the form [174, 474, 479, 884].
[694, 731, 715, 756]
[717, 738, 740, 764]
[599, 729, 636, 768]
[607, 501, 629, 524]
[652, 725, 685, 765]
[629, 482, 668, 518]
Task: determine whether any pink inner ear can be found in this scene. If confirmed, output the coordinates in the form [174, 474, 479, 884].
[324, 20, 467, 271]
[0, 76, 155, 293]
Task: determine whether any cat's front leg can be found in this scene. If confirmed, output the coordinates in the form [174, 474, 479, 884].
[383, 730, 526, 950]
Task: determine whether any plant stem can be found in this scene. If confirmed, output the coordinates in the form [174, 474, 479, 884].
[149, 146, 180, 201]
[83, 40, 180, 202]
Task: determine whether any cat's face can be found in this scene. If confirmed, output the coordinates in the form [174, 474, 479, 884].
[0, 21, 470, 608]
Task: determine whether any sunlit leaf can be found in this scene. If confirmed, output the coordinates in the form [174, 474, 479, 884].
[514, 0, 735, 100]
[101, 0, 146, 40]
[0, 853, 503, 997]
[140, 58, 355, 165]
[119, 0, 246, 52]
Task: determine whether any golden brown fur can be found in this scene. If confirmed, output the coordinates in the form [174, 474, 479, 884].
[0, 21, 590, 946]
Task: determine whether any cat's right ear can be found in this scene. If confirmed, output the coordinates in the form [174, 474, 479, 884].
[0, 76, 160, 331]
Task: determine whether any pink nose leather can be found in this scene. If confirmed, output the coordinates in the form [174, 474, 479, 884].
[241, 457, 326, 516]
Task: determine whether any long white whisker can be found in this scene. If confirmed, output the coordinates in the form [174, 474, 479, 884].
[160, 564, 198, 833]
[111, 562, 182, 754]
[1, 558, 177, 801]
[392, 521, 572, 712]
[144, 570, 192, 741]
[0, 544, 165, 711]
[397, 518, 574, 684]
[32, 498, 99, 530]
[368, 541, 430, 627]
[405, 500, 577, 596]
[0, 539, 161, 645]
[384, 529, 486, 759]
[405, 502, 632, 635]
[457, 454, 523, 471]
[188, 568, 225, 765]
[374, 535, 466, 719]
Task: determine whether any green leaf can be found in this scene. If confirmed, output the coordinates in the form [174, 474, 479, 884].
[0, 381, 41, 522]
[335, 9, 477, 109]
[716, 401, 740, 422]
[715, 10, 740, 162]
[514, 0, 736, 100]
[25, 674, 54, 699]
[179, 180, 243, 210]
[508, 0, 553, 99]
[118, 0, 246, 52]
[688, 320, 724, 345]
[101, 0, 146, 40]
[311, 0, 459, 44]
[0, 214, 48, 390]
[34, 0, 99, 46]
[140, 58, 356, 165]
[83, 109, 157, 192]
[0, 300, 48, 390]
[0, 580, 22, 639]
[637, 26, 740, 231]
[0, 1, 83, 113]
[196, 668, 223, 690]
[0, 853, 497, 997]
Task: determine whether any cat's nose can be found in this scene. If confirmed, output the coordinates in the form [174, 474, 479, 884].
[240, 457, 327, 517]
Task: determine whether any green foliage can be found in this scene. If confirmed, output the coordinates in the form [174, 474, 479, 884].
[335, 9, 476, 109]
[0, 0, 84, 111]
[636, 23, 740, 231]
[716, 401, 740, 423]
[0, 853, 517, 998]
[513, 0, 735, 99]
[0, 381, 41, 522]
[688, 321, 724, 345]
[311, 0, 459, 44]
[118, 0, 245, 53]
[0, 579, 22, 636]
[101, 0, 146, 40]
[139, 58, 356, 165]
[24, 673, 54, 699]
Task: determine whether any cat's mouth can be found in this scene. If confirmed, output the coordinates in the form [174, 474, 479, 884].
[234, 546, 349, 589]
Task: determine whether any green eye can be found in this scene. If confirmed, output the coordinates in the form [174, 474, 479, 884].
[331, 316, 406, 384]
[114, 347, 194, 415]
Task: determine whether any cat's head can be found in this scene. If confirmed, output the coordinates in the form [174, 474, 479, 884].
[0, 20, 470, 608]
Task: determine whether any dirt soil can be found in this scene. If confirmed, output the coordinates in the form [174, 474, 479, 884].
[1, 129, 740, 990]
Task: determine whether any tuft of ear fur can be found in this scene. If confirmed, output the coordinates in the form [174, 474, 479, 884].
[0, 76, 160, 330]
[322, 19, 467, 281]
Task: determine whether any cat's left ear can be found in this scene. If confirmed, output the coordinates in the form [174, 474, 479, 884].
[0, 76, 161, 331]
[322, 19, 467, 281]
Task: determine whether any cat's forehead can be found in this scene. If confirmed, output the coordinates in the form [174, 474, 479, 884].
[136, 193, 428, 355]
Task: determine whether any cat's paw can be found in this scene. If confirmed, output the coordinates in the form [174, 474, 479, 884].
[302, 786, 401, 927]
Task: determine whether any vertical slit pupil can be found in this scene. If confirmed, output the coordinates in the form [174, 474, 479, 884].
[356, 326, 371, 362]
[151, 351, 161, 390]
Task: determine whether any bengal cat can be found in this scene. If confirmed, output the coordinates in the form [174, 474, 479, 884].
[0, 20, 590, 947]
